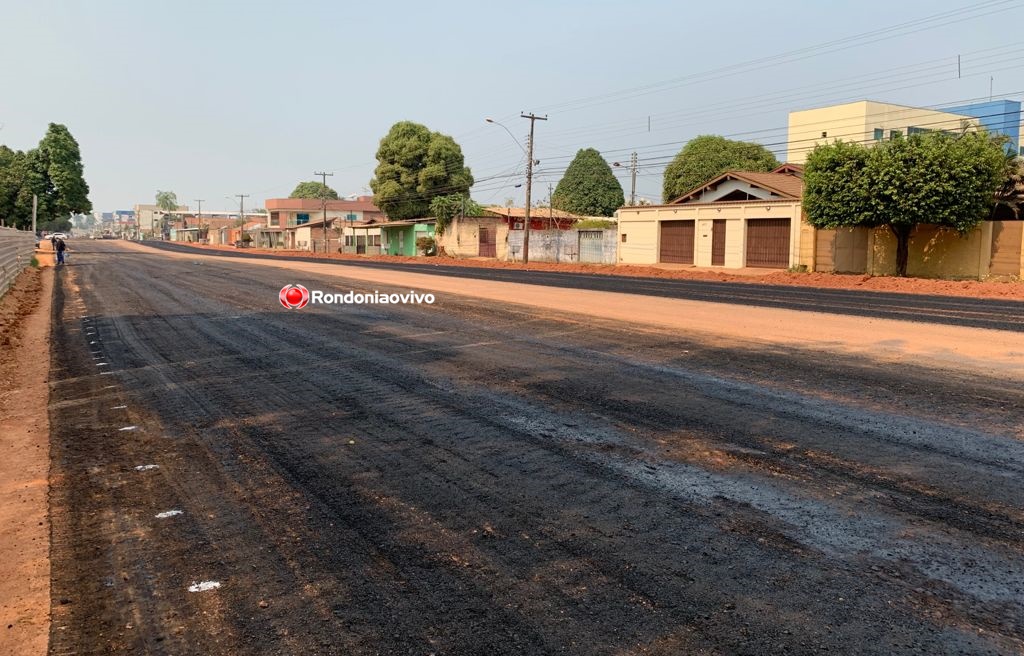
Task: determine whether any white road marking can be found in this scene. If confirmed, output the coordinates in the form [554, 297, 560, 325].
[111, 405, 127, 409]
[118, 425, 137, 431]
[155, 510, 183, 519]
[97, 362, 109, 367]
[187, 581, 221, 593]
[102, 385, 117, 389]
[134, 464, 159, 471]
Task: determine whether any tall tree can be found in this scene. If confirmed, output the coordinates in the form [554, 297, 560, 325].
[37, 123, 91, 216]
[370, 121, 473, 221]
[155, 190, 178, 236]
[551, 148, 624, 217]
[290, 181, 339, 200]
[662, 135, 779, 202]
[804, 131, 1007, 276]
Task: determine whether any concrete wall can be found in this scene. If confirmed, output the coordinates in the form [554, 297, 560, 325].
[786, 101, 979, 164]
[506, 229, 617, 264]
[616, 201, 808, 269]
[868, 223, 993, 279]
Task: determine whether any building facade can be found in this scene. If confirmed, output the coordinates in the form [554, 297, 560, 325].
[786, 101, 981, 164]
[617, 166, 812, 270]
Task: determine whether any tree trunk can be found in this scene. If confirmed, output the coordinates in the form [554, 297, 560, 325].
[891, 224, 913, 277]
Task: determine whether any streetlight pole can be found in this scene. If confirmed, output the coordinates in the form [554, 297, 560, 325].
[614, 152, 638, 206]
[314, 171, 334, 254]
[520, 112, 547, 265]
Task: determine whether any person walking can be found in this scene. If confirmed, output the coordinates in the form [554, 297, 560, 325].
[54, 236, 67, 265]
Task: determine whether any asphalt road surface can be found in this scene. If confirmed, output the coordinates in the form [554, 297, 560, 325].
[47, 241, 1024, 655]
[144, 240, 1024, 333]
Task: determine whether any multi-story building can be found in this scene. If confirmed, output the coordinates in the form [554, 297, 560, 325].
[133, 203, 189, 238]
[786, 100, 981, 164]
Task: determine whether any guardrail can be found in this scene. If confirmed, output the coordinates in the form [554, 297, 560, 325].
[0, 227, 38, 298]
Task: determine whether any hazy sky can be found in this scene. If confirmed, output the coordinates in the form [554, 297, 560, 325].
[2, 0, 1022, 212]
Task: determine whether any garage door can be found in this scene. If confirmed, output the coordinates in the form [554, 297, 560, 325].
[659, 220, 695, 264]
[745, 218, 791, 268]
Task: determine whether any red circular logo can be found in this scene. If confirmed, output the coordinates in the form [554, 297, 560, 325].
[279, 284, 310, 309]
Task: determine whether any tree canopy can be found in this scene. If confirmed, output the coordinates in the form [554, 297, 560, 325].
[370, 121, 473, 221]
[662, 135, 779, 202]
[290, 181, 339, 200]
[428, 193, 485, 235]
[803, 131, 1008, 276]
[155, 190, 178, 212]
[0, 123, 90, 230]
[551, 148, 624, 217]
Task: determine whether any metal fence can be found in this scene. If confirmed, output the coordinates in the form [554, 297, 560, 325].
[0, 227, 38, 297]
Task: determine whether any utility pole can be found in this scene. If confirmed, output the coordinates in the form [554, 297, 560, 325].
[235, 194, 249, 233]
[314, 171, 334, 254]
[548, 183, 554, 231]
[629, 151, 638, 206]
[194, 199, 204, 241]
[31, 194, 37, 235]
[521, 112, 547, 265]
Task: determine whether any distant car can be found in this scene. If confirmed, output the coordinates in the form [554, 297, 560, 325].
[50, 232, 68, 240]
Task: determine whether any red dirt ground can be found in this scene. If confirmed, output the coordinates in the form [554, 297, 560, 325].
[0, 265, 52, 656]
[172, 243, 1024, 301]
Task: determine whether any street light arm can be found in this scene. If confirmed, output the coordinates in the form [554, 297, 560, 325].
[485, 118, 528, 157]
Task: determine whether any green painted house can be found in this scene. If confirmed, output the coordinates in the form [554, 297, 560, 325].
[380, 219, 436, 256]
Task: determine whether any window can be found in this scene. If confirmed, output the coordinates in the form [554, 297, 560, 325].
[296, 213, 310, 225]
[1020, 146, 1024, 156]
[621, 233, 627, 243]
[344, 235, 353, 246]
[873, 128, 884, 141]
[890, 129, 902, 140]
[908, 126, 930, 136]
[821, 131, 828, 138]
[268, 212, 279, 227]
[371, 235, 381, 246]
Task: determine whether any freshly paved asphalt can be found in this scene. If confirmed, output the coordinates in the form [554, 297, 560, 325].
[139, 240, 1024, 332]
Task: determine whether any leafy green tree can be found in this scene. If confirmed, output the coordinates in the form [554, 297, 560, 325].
[804, 131, 1007, 276]
[37, 123, 91, 216]
[551, 148, 624, 217]
[370, 121, 473, 220]
[428, 193, 485, 235]
[290, 181, 339, 200]
[155, 190, 178, 236]
[662, 135, 779, 202]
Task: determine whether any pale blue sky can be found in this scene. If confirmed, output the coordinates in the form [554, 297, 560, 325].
[1, 0, 1022, 212]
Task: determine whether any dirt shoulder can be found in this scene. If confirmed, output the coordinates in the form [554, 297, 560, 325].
[175, 241, 1024, 301]
[0, 266, 53, 656]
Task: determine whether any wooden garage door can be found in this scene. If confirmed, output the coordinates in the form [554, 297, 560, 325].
[746, 218, 791, 268]
[660, 220, 695, 264]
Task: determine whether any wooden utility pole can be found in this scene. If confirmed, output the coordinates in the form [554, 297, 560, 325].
[521, 112, 547, 265]
[629, 151, 638, 206]
[235, 194, 249, 232]
[314, 171, 334, 253]
[193, 199, 204, 239]
[31, 194, 37, 234]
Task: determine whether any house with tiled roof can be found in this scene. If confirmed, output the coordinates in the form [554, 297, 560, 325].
[616, 164, 813, 270]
